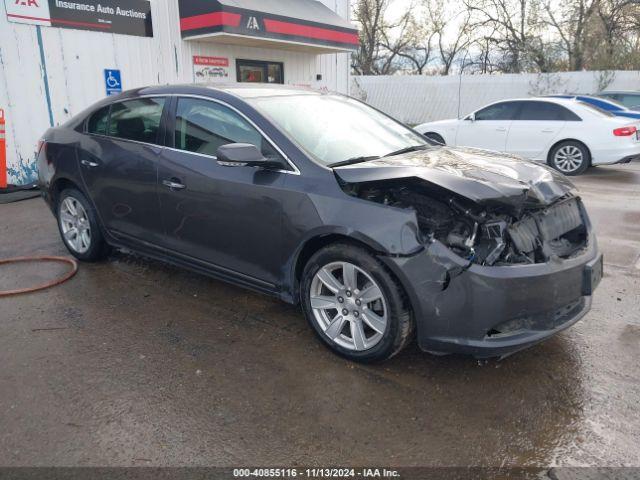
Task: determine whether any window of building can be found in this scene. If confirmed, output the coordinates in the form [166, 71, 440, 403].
[237, 60, 284, 84]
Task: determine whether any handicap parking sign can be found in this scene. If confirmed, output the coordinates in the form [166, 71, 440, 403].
[104, 69, 122, 96]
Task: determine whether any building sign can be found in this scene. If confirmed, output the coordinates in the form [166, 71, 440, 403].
[104, 69, 122, 96]
[4, 0, 153, 37]
[193, 56, 229, 83]
[178, 0, 358, 53]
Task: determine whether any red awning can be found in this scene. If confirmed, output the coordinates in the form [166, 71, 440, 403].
[178, 0, 359, 53]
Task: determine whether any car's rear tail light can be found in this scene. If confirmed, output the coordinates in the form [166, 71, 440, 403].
[613, 126, 637, 136]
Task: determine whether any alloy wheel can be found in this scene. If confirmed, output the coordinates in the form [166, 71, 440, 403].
[310, 261, 388, 351]
[59, 197, 92, 254]
[553, 145, 584, 173]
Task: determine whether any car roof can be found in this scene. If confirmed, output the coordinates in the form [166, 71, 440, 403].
[600, 90, 640, 94]
[130, 82, 324, 100]
[486, 97, 580, 107]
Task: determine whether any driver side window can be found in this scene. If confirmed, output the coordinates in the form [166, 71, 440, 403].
[474, 102, 520, 121]
[174, 98, 282, 162]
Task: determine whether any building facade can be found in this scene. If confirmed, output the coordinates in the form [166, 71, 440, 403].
[0, 0, 355, 186]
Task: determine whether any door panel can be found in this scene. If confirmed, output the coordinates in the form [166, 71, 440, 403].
[505, 101, 572, 160]
[455, 120, 511, 151]
[506, 121, 566, 160]
[79, 97, 166, 243]
[157, 150, 285, 285]
[156, 96, 289, 285]
[455, 101, 520, 152]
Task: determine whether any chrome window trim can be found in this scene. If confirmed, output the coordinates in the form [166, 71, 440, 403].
[83, 93, 301, 176]
[171, 94, 300, 175]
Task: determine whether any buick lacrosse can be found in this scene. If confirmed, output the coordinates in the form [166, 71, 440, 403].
[38, 85, 602, 362]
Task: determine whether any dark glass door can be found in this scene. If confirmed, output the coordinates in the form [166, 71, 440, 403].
[237, 60, 284, 84]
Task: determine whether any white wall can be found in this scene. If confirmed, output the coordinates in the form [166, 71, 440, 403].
[0, 0, 352, 185]
[352, 71, 640, 125]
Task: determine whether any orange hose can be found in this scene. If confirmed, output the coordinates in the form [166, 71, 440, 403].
[0, 256, 78, 297]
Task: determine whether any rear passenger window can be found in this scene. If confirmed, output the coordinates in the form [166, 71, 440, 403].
[108, 98, 166, 144]
[475, 102, 520, 121]
[518, 102, 581, 121]
[174, 98, 281, 160]
[87, 106, 110, 135]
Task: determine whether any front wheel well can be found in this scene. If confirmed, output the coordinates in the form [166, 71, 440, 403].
[292, 234, 411, 313]
[294, 234, 374, 289]
[547, 139, 592, 166]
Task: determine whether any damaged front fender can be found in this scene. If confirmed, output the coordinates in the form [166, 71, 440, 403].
[379, 231, 600, 357]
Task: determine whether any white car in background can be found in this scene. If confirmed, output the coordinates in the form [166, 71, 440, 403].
[415, 98, 640, 175]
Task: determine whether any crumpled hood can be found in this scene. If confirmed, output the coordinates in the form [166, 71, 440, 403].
[333, 146, 576, 213]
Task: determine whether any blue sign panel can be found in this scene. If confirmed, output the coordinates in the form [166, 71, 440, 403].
[104, 69, 122, 96]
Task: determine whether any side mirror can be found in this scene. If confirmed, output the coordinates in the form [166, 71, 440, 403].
[464, 113, 475, 122]
[216, 143, 282, 168]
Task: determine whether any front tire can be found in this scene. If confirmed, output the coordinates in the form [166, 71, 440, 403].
[56, 188, 110, 262]
[548, 141, 590, 176]
[300, 243, 414, 363]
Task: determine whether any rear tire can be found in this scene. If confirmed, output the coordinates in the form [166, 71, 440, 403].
[424, 132, 445, 146]
[548, 141, 590, 176]
[300, 242, 414, 363]
[56, 188, 111, 262]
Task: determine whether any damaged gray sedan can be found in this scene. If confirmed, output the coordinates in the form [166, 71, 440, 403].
[39, 84, 603, 362]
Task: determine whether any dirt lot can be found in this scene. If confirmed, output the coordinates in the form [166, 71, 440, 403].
[0, 164, 639, 469]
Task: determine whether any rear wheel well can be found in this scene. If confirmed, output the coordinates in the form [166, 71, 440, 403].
[51, 178, 81, 207]
[547, 139, 592, 166]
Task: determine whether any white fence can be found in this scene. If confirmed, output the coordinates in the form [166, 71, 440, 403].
[351, 70, 640, 125]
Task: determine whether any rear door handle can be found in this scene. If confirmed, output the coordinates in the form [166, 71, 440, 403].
[80, 159, 99, 168]
[495, 127, 507, 132]
[162, 179, 186, 190]
[541, 129, 554, 133]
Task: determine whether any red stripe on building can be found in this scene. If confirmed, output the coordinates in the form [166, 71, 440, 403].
[7, 13, 51, 22]
[264, 19, 358, 45]
[7, 14, 110, 29]
[180, 12, 242, 31]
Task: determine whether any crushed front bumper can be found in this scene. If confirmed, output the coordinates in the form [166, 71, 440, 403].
[379, 233, 602, 358]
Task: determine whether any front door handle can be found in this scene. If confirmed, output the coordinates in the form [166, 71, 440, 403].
[80, 159, 99, 168]
[162, 179, 186, 190]
[495, 127, 507, 132]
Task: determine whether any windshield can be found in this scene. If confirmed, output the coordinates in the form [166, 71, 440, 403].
[247, 94, 427, 166]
